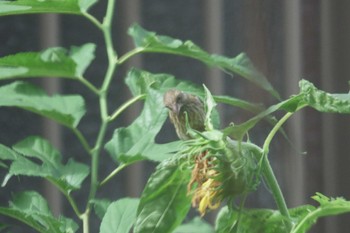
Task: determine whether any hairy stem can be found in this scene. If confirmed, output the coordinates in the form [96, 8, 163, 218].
[81, 210, 90, 233]
[261, 112, 294, 230]
[117, 47, 145, 64]
[78, 76, 100, 95]
[83, 12, 103, 30]
[71, 127, 92, 154]
[108, 94, 146, 122]
[84, 0, 117, 232]
[100, 163, 128, 186]
[47, 177, 82, 217]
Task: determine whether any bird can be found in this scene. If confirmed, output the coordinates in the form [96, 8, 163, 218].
[163, 89, 206, 140]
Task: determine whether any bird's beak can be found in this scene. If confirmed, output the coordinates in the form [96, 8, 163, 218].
[170, 103, 181, 115]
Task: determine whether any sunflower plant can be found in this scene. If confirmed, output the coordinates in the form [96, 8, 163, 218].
[0, 1, 350, 233]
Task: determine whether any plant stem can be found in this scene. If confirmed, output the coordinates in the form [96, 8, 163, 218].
[103, 0, 118, 63]
[78, 76, 100, 95]
[81, 210, 90, 233]
[262, 112, 293, 154]
[117, 47, 145, 64]
[100, 163, 128, 186]
[83, 12, 103, 30]
[78, 0, 117, 233]
[84, 1, 117, 232]
[87, 0, 117, 193]
[47, 177, 82, 217]
[88, 124, 106, 198]
[262, 158, 292, 229]
[108, 94, 146, 122]
[65, 192, 82, 217]
[71, 127, 92, 154]
[261, 112, 293, 230]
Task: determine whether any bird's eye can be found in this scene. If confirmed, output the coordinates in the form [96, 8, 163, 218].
[176, 93, 184, 103]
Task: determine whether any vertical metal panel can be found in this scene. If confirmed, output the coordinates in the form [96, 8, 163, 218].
[321, 1, 350, 232]
[118, 0, 144, 197]
[39, 14, 63, 216]
[320, 1, 337, 232]
[283, 0, 306, 207]
[244, 1, 270, 104]
[203, 0, 224, 96]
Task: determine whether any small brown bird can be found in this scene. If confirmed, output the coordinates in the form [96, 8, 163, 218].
[163, 89, 206, 140]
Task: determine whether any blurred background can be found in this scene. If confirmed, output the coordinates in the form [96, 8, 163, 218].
[1, 0, 350, 232]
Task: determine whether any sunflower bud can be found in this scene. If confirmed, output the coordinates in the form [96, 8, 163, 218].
[181, 130, 258, 216]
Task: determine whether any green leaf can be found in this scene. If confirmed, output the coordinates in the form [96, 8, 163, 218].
[128, 24, 280, 99]
[106, 68, 202, 164]
[291, 193, 350, 233]
[90, 199, 112, 220]
[100, 198, 139, 233]
[215, 205, 315, 233]
[0, 0, 96, 16]
[13, 135, 61, 165]
[0, 81, 85, 127]
[10, 191, 51, 214]
[1, 136, 89, 193]
[134, 158, 192, 233]
[222, 95, 300, 140]
[215, 206, 236, 233]
[0, 144, 19, 160]
[0, 191, 78, 233]
[203, 85, 217, 130]
[78, 0, 98, 12]
[59, 159, 90, 190]
[298, 79, 350, 114]
[0, 44, 96, 80]
[105, 89, 181, 164]
[213, 95, 264, 113]
[174, 217, 214, 233]
[125, 68, 203, 96]
[223, 79, 350, 140]
[69, 44, 96, 76]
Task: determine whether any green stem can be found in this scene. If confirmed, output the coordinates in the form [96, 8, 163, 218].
[78, 76, 100, 95]
[102, 0, 117, 63]
[117, 47, 145, 64]
[261, 112, 293, 230]
[84, 1, 117, 233]
[71, 127, 92, 154]
[100, 163, 128, 186]
[262, 112, 293, 154]
[65, 192, 82, 217]
[88, 120, 107, 199]
[81, 210, 90, 233]
[47, 178, 82, 217]
[87, 0, 117, 195]
[83, 12, 103, 30]
[262, 159, 292, 229]
[108, 94, 146, 122]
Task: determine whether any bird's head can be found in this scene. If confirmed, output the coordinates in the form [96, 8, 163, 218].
[163, 89, 205, 140]
[163, 89, 188, 115]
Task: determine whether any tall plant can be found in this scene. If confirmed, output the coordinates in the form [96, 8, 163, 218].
[0, 1, 350, 233]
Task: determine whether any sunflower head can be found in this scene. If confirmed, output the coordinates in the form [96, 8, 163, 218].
[182, 130, 258, 216]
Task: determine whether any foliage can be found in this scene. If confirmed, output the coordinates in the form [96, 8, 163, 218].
[0, 0, 350, 232]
